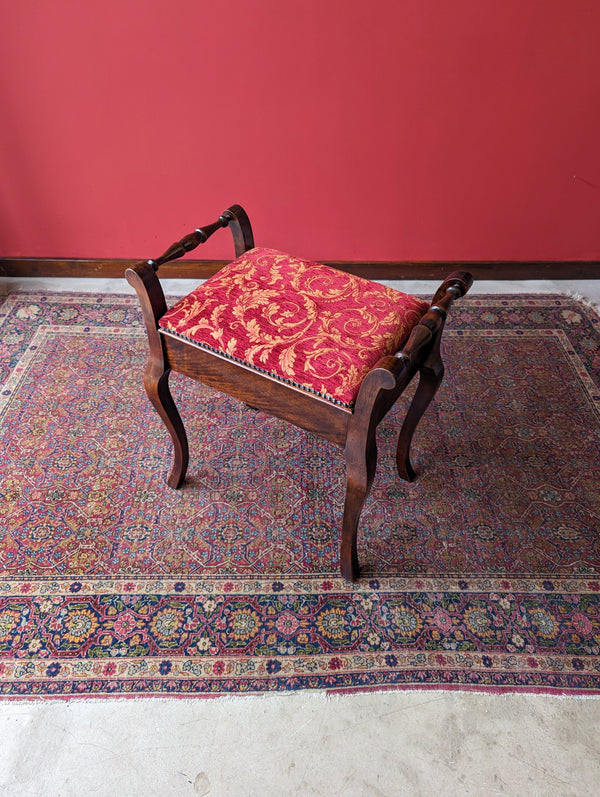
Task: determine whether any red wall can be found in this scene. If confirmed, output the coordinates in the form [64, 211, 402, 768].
[1, 1, 599, 261]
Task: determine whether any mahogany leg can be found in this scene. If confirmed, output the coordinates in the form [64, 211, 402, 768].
[341, 429, 378, 581]
[396, 357, 444, 482]
[144, 365, 189, 489]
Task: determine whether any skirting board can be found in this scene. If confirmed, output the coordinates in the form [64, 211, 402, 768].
[0, 258, 599, 280]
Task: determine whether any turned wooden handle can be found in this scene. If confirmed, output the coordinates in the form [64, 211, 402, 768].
[153, 216, 230, 268]
[394, 321, 434, 370]
[146, 204, 255, 269]
[393, 270, 473, 371]
[431, 270, 473, 304]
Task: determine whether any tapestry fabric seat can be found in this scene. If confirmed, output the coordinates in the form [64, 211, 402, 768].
[159, 247, 430, 407]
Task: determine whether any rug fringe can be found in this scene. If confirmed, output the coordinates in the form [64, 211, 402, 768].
[324, 686, 600, 701]
[3, 688, 600, 705]
[566, 290, 600, 318]
[0, 691, 330, 705]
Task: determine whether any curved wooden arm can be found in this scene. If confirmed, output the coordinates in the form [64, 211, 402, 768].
[222, 204, 255, 257]
[351, 269, 473, 446]
[125, 204, 255, 346]
[151, 216, 230, 268]
[146, 204, 255, 270]
[393, 270, 473, 372]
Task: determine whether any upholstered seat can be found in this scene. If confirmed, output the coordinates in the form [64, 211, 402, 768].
[126, 205, 472, 581]
[159, 247, 429, 408]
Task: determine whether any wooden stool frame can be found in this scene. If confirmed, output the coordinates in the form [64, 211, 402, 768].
[126, 205, 472, 581]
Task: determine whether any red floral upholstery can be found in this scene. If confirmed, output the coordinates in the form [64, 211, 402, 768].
[159, 247, 429, 407]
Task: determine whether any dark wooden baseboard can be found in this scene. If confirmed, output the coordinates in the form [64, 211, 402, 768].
[0, 257, 599, 280]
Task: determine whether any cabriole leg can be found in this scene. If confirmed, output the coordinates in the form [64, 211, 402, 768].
[144, 365, 189, 489]
[341, 429, 378, 581]
[396, 357, 444, 482]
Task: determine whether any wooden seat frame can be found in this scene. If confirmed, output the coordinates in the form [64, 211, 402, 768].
[126, 205, 473, 581]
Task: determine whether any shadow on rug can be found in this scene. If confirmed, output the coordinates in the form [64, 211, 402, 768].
[0, 291, 599, 697]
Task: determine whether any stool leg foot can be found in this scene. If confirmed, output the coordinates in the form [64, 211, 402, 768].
[396, 359, 444, 482]
[145, 366, 189, 489]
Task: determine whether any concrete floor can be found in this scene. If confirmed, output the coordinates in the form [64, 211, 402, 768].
[1, 691, 599, 797]
[1, 276, 599, 797]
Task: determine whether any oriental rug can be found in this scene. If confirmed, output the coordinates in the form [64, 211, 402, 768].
[0, 290, 599, 698]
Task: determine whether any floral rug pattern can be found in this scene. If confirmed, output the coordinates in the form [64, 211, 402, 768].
[0, 290, 599, 697]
